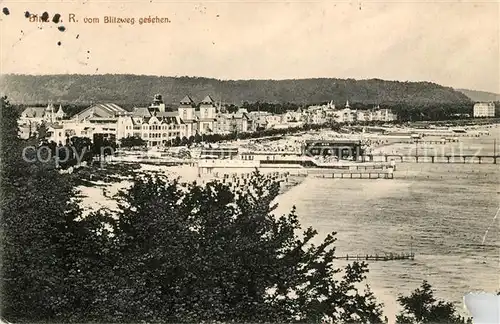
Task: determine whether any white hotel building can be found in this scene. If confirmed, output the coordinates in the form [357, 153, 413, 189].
[473, 102, 495, 118]
[306, 101, 398, 124]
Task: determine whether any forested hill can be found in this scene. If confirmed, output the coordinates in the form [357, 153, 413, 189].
[456, 88, 500, 103]
[1, 74, 471, 106]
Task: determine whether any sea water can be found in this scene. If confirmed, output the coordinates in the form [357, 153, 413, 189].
[275, 162, 499, 322]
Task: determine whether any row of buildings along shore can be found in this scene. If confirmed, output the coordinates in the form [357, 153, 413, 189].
[19, 94, 398, 147]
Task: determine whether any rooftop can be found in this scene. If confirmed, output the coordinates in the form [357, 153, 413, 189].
[180, 95, 195, 105]
[200, 95, 215, 105]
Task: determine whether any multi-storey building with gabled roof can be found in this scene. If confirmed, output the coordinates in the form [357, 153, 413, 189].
[215, 108, 250, 134]
[196, 95, 217, 134]
[177, 95, 197, 138]
[18, 93, 257, 147]
[18, 103, 68, 139]
[124, 95, 186, 147]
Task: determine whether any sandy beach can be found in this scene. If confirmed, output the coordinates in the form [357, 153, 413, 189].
[77, 162, 305, 217]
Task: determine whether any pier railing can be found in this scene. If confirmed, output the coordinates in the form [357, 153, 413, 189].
[312, 171, 394, 179]
[334, 252, 415, 262]
[365, 154, 499, 164]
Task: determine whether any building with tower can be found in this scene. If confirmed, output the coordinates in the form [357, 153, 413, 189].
[55, 105, 66, 120]
[44, 102, 56, 123]
[19, 102, 60, 138]
[148, 94, 167, 114]
[125, 94, 185, 146]
[197, 95, 217, 134]
[178, 95, 197, 138]
[19, 92, 323, 146]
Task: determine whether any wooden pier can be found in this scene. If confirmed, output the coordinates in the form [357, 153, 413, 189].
[365, 154, 499, 164]
[308, 169, 394, 179]
[334, 252, 415, 262]
[349, 163, 395, 171]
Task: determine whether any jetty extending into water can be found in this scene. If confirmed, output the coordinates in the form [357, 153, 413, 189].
[365, 154, 499, 164]
[308, 169, 394, 179]
[334, 252, 415, 262]
[196, 157, 398, 180]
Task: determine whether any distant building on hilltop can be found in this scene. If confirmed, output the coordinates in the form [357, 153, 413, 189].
[473, 102, 495, 118]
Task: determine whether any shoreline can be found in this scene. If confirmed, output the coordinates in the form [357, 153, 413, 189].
[76, 163, 309, 217]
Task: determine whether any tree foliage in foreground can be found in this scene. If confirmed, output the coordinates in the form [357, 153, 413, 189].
[2, 95, 384, 323]
[396, 281, 472, 324]
[95, 175, 386, 323]
[1, 95, 475, 324]
[1, 96, 89, 320]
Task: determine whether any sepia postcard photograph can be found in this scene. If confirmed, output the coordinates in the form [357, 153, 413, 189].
[0, 0, 499, 323]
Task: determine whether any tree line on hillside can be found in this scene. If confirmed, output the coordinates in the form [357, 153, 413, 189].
[2, 74, 471, 106]
[456, 88, 500, 102]
[1, 95, 477, 323]
[388, 102, 475, 121]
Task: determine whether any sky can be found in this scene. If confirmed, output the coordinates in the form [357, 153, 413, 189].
[0, 0, 499, 93]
